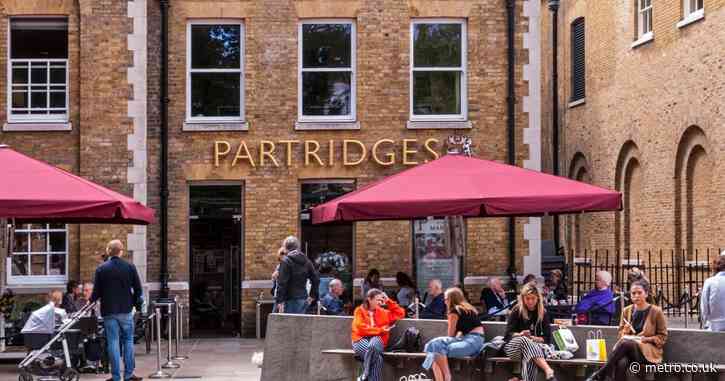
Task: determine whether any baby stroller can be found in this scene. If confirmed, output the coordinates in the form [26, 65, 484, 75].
[17, 302, 97, 381]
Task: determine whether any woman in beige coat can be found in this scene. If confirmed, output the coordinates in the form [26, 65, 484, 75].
[586, 279, 668, 381]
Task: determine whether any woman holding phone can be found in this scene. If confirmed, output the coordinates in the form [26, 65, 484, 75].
[503, 283, 558, 381]
[422, 287, 485, 381]
[351, 288, 406, 381]
[585, 280, 668, 381]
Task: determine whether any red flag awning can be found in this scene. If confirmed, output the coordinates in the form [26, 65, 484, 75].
[0, 145, 155, 224]
[312, 155, 621, 224]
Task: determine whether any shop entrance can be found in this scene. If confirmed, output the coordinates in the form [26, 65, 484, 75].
[188, 185, 242, 337]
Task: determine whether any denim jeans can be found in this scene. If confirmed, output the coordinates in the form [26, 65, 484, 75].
[103, 313, 135, 381]
[284, 298, 308, 314]
[422, 334, 485, 370]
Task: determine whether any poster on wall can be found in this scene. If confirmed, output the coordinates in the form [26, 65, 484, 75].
[414, 218, 460, 295]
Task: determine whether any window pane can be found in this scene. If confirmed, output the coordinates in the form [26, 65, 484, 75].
[11, 255, 29, 276]
[49, 254, 65, 275]
[31, 255, 47, 276]
[12, 92, 28, 108]
[31, 92, 47, 109]
[13, 233, 29, 253]
[49, 232, 66, 252]
[191, 25, 241, 69]
[190, 73, 241, 118]
[413, 71, 462, 115]
[50, 68, 65, 84]
[30, 232, 47, 252]
[302, 24, 352, 68]
[31, 66, 47, 84]
[302, 72, 351, 116]
[413, 23, 462, 67]
[50, 92, 66, 108]
[11, 18, 68, 59]
[12, 67, 28, 84]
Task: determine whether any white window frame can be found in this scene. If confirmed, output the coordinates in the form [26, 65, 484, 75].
[7, 224, 68, 285]
[409, 19, 467, 122]
[186, 20, 245, 124]
[637, 0, 653, 38]
[678, 0, 704, 28]
[7, 18, 69, 124]
[298, 19, 356, 123]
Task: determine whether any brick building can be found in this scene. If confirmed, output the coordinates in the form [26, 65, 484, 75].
[0, 0, 546, 337]
[542, 1, 725, 264]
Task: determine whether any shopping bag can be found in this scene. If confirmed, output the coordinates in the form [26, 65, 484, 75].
[553, 327, 579, 352]
[586, 330, 607, 361]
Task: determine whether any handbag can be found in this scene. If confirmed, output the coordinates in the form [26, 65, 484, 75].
[389, 327, 422, 353]
[586, 330, 607, 361]
[553, 327, 579, 352]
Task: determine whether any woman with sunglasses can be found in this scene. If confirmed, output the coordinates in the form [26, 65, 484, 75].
[351, 288, 405, 381]
[422, 287, 485, 381]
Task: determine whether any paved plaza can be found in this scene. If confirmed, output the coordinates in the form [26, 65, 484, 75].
[0, 338, 263, 381]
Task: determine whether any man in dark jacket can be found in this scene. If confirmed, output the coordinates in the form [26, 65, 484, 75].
[276, 236, 320, 314]
[420, 279, 446, 319]
[91, 240, 143, 381]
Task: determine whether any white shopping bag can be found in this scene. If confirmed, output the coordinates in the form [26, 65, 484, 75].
[553, 327, 579, 352]
[586, 330, 607, 361]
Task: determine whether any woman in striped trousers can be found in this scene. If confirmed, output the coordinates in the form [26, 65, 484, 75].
[351, 289, 406, 381]
[502, 283, 558, 381]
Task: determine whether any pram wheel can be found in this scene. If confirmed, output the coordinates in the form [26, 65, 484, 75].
[59, 368, 79, 381]
[18, 369, 32, 381]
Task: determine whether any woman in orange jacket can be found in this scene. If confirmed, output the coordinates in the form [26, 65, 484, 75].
[351, 288, 406, 381]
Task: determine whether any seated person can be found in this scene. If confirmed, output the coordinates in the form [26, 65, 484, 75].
[318, 265, 335, 299]
[62, 280, 82, 315]
[420, 279, 446, 320]
[574, 270, 615, 325]
[395, 272, 417, 308]
[543, 269, 567, 302]
[586, 280, 667, 381]
[321, 279, 346, 315]
[480, 277, 510, 318]
[422, 288, 485, 381]
[351, 289, 405, 381]
[21, 290, 67, 342]
[503, 283, 558, 381]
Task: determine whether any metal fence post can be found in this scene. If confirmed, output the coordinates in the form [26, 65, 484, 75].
[162, 302, 180, 369]
[149, 308, 171, 378]
[173, 302, 188, 360]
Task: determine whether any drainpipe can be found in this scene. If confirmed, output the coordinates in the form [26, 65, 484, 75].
[548, 0, 561, 255]
[159, 0, 170, 300]
[506, 0, 517, 284]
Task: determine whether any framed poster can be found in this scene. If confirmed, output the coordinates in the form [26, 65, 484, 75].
[413, 218, 461, 294]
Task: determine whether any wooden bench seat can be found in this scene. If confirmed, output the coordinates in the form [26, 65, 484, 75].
[321, 348, 481, 374]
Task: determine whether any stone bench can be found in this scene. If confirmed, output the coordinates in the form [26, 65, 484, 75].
[261, 314, 725, 381]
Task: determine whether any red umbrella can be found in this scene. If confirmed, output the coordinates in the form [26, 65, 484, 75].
[312, 154, 621, 224]
[0, 145, 155, 224]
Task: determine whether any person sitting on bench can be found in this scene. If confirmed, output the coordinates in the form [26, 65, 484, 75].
[586, 280, 668, 381]
[351, 289, 405, 381]
[422, 287, 485, 381]
[574, 271, 615, 325]
[503, 283, 558, 381]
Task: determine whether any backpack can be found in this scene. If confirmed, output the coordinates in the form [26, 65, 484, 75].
[389, 327, 422, 353]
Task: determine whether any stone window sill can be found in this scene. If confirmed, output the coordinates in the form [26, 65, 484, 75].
[568, 98, 586, 108]
[294, 121, 360, 131]
[631, 32, 654, 49]
[183, 121, 249, 132]
[677, 9, 704, 29]
[406, 120, 472, 130]
[3, 122, 72, 132]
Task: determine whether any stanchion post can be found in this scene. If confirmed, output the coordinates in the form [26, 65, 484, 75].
[149, 307, 171, 378]
[162, 302, 181, 369]
[173, 302, 188, 360]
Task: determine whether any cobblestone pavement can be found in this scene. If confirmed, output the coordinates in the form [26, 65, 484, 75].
[0, 338, 263, 381]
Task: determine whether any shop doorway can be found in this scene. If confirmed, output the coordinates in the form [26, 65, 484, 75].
[189, 185, 242, 337]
